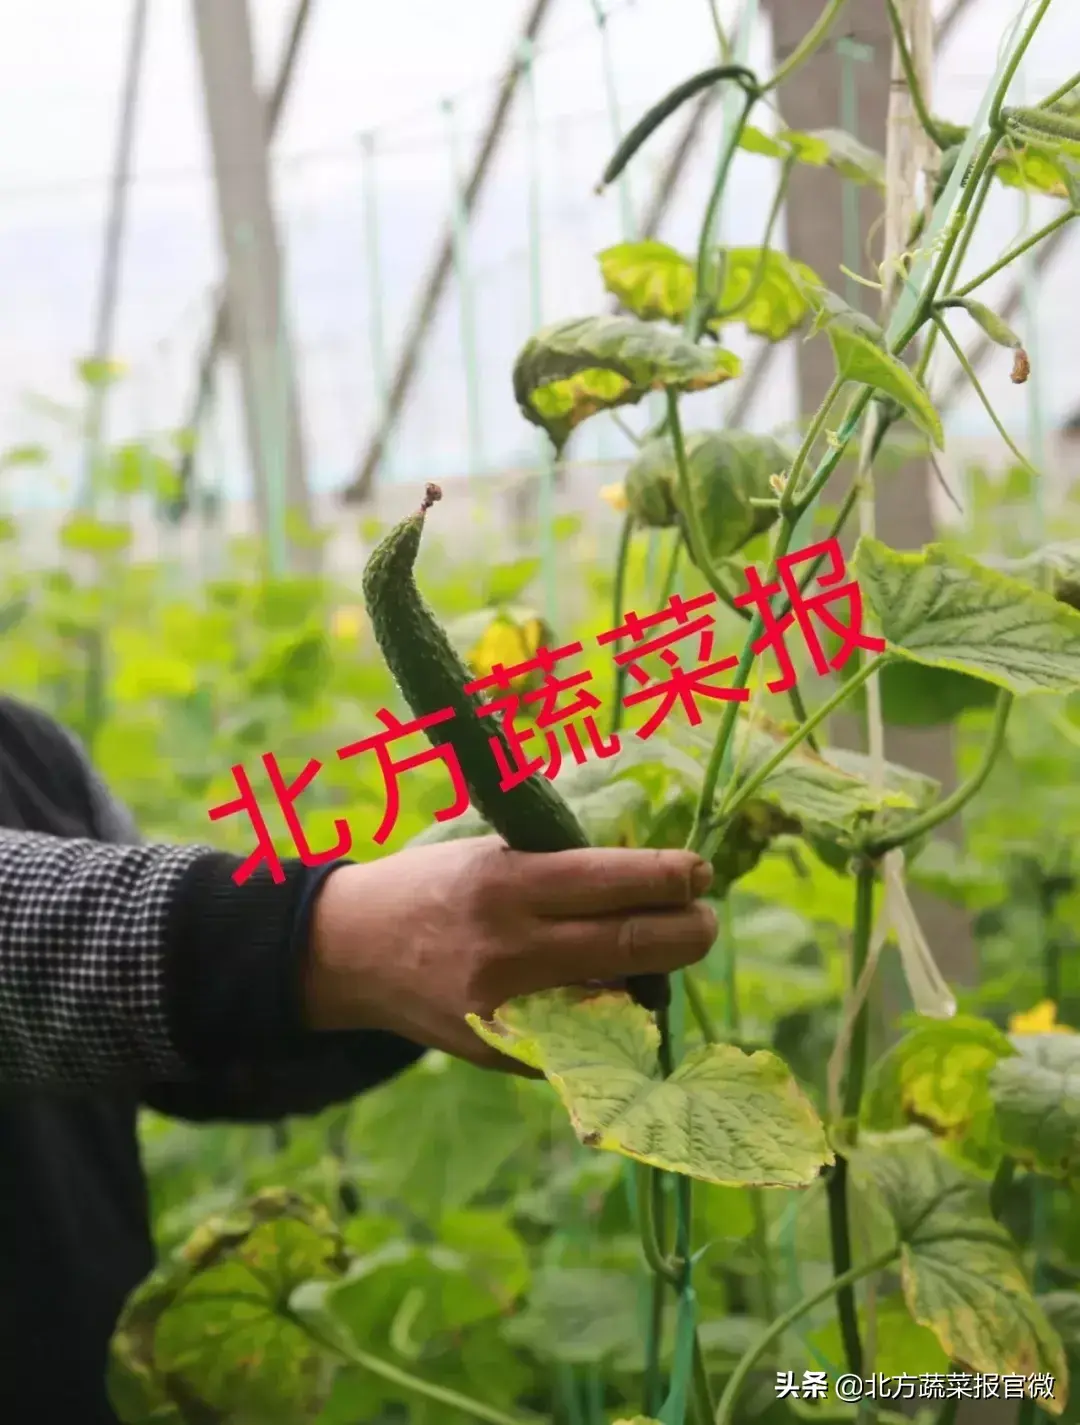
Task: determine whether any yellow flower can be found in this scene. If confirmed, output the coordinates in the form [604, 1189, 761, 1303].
[1008, 1000, 1074, 1036]
[330, 605, 366, 642]
[600, 482, 628, 512]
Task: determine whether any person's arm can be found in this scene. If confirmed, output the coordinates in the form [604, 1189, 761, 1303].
[0, 826, 325, 1092]
[67, 735, 423, 1120]
[1, 724, 715, 1098]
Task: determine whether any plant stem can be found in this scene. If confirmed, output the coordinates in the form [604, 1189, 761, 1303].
[990, 1154, 1016, 1221]
[842, 862, 878, 1123]
[793, 387, 875, 512]
[685, 970, 721, 1044]
[692, 1332, 717, 1424]
[989, 0, 1055, 132]
[714, 1247, 899, 1424]
[716, 658, 885, 827]
[1040, 68, 1080, 110]
[822, 860, 878, 1395]
[933, 1398, 961, 1425]
[610, 512, 635, 736]
[667, 394, 753, 615]
[783, 376, 847, 512]
[690, 88, 759, 338]
[930, 313, 1037, 474]
[638, 1162, 679, 1282]
[761, 0, 852, 95]
[869, 688, 1013, 855]
[297, 1313, 537, 1425]
[884, 0, 945, 148]
[715, 155, 798, 321]
[952, 210, 1077, 298]
[706, 0, 733, 61]
[659, 528, 682, 604]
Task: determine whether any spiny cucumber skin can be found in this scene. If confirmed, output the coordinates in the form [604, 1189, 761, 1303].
[362, 508, 590, 855]
[362, 490, 670, 1013]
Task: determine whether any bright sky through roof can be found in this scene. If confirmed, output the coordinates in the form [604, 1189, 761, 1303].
[0, 0, 1078, 501]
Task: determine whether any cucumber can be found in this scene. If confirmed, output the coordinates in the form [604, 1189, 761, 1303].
[362, 483, 668, 1011]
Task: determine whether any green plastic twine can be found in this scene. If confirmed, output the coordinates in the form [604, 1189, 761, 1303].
[521, 38, 559, 631]
[442, 98, 485, 478]
[790, 36, 870, 559]
[360, 131, 395, 485]
[1016, 64, 1048, 555]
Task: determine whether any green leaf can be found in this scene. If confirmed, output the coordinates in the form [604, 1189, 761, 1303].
[502, 1267, 641, 1366]
[676, 715, 937, 864]
[467, 988, 832, 1187]
[811, 126, 887, 187]
[0, 442, 47, 471]
[815, 305, 943, 447]
[598, 241, 819, 342]
[854, 537, 1080, 695]
[106, 443, 180, 499]
[482, 557, 541, 605]
[852, 1134, 1069, 1409]
[346, 1055, 542, 1218]
[807, 1295, 948, 1378]
[716, 247, 821, 341]
[836, 653, 1000, 726]
[513, 316, 741, 454]
[945, 296, 1024, 350]
[567, 778, 653, 847]
[109, 1190, 348, 1424]
[990, 1033, 1080, 1180]
[739, 125, 884, 187]
[624, 428, 789, 560]
[1041, 1295, 1080, 1425]
[598, 241, 695, 325]
[77, 355, 127, 388]
[59, 514, 132, 556]
[989, 541, 1080, 613]
[994, 143, 1080, 200]
[862, 1016, 1016, 1174]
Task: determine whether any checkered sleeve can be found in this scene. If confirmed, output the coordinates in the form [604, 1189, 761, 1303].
[0, 829, 210, 1088]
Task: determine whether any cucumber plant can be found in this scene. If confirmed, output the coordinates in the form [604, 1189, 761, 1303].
[108, 4, 1080, 1424]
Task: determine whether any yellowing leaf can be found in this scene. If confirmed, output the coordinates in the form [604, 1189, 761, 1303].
[600, 482, 629, 512]
[739, 124, 884, 186]
[852, 1135, 1069, 1410]
[598, 241, 694, 324]
[862, 1016, 1016, 1174]
[467, 988, 831, 1187]
[991, 1034, 1080, 1179]
[513, 316, 741, 454]
[853, 538, 1080, 696]
[716, 247, 821, 341]
[60, 514, 132, 557]
[1009, 1000, 1075, 1036]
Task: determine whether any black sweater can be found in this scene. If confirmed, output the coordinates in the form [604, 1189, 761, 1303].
[0, 696, 424, 1423]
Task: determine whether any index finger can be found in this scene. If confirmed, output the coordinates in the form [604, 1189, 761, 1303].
[510, 846, 714, 917]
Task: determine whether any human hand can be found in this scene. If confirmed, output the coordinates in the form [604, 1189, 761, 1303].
[303, 836, 716, 1073]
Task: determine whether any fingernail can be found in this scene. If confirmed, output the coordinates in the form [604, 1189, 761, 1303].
[691, 860, 714, 896]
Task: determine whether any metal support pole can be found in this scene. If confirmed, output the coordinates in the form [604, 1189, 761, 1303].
[81, 0, 150, 509]
[443, 99, 485, 479]
[172, 0, 315, 522]
[344, 0, 556, 502]
[360, 132, 394, 483]
[521, 37, 559, 630]
[191, 0, 312, 574]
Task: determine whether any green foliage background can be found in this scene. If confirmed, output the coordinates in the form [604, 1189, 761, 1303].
[3, 446, 1080, 1423]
